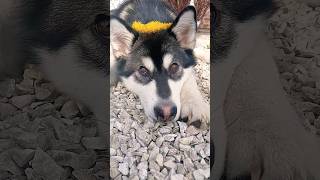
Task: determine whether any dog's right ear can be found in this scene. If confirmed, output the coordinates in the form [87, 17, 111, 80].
[110, 17, 136, 58]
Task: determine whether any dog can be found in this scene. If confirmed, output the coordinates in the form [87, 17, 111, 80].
[110, 0, 210, 127]
[0, 0, 109, 134]
[212, 0, 320, 179]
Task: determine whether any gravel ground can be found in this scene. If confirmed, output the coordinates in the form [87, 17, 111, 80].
[0, 65, 107, 179]
[268, 0, 320, 133]
[110, 32, 210, 180]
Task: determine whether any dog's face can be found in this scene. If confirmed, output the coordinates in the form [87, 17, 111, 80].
[110, 7, 197, 122]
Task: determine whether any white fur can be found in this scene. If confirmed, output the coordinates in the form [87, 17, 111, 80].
[212, 16, 266, 180]
[142, 57, 154, 72]
[163, 54, 173, 70]
[36, 44, 108, 135]
[180, 69, 210, 127]
[121, 76, 158, 120]
[121, 68, 193, 122]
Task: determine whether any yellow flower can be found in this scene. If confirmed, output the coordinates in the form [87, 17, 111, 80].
[131, 21, 172, 33]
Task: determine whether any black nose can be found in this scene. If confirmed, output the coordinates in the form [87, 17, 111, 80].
[154, 104, 177, 121]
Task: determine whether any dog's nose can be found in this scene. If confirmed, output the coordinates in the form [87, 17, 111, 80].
[154, 104, 177, 121]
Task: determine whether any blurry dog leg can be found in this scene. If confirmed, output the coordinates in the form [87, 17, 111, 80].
[36, 45, 108, 136]
[180, 70, 210, 129]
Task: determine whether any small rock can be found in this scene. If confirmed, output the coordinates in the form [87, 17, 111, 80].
[179, 144, 191, 152]
[150, 169, 165, 179]
[130, 165, 138, 176]
[155, 136, 164, 147]
[183, 158, 194, 172]
[35, 86, 52, 100]
[155, 153, 163, 167]
[48, 150, 96, 170]
[81, 137, 107, 150]
[179, 136, 194, 145]
[130, 175, 139, 180]
[193, 169, 205, 180]
[72, 169, 96, 180]
[0, 151, 23, 175]
[0, 79, 15, 97]
[110, 167, 120, 178]
[194, 168, 210, 179]
[0, 139, 15, 152]
[11, 95, 34, 108]
[113, 121, 123, 131]
[186, 126, 200, 135]
[31, 103, 56, 118]
[163, 134, 177, 141]
[137, 161, 148, 170]
[0, 102, 17, 119]
[138, 169, 148, 180]
[149, 161, 160, 171]
[16, 79, 34, 94]
[11, 148, 35, 167]
[158, 127, 172, 134]
[149, 147, 160, 161]
[30, 148, 67, 180]
[60, 100, 80, 118]
[161, 168, 168, 176]
[171, 174, 185, 180]
[164, 160, 177, 170]
[23, 67, 42, 80]
[176, 163, 186, 175]
[118, 162, 129, 175]
[141, 153, 149, 161]
[136, 128, 152, 146]
[178, 121, 188, 135]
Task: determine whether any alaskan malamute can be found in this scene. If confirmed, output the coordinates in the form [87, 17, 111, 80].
[110, 0, 209, 127]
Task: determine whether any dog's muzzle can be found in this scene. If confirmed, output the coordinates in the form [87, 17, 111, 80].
[154, 102, 177, 122]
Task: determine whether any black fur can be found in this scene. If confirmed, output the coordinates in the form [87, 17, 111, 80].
[0, 0, 110, 77]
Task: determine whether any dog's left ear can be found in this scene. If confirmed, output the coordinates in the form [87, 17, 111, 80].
[110, 17, 137, 58]
[170, 6, 197, 49]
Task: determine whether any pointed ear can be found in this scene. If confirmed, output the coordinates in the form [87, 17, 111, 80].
[170, 6, 197, 49]
[110, 17, 136, 58]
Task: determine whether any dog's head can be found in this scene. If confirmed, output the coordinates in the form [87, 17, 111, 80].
[111, 6, 197, 122]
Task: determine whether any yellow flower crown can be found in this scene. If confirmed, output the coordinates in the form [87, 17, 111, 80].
[131, 21, 172, 33]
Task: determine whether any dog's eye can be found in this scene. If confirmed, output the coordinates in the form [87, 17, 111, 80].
[168, 63, 183, 80]
[138, 66, 150, 76]
[135, 66, 152, 84]
[169, 63, 180, 74]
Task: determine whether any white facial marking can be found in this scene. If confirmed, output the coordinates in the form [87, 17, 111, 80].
[163, 54, 173, 70]
[121, 76, 158, 120]
[142, 57, 154, 72]
[119, 4, 134, 20]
